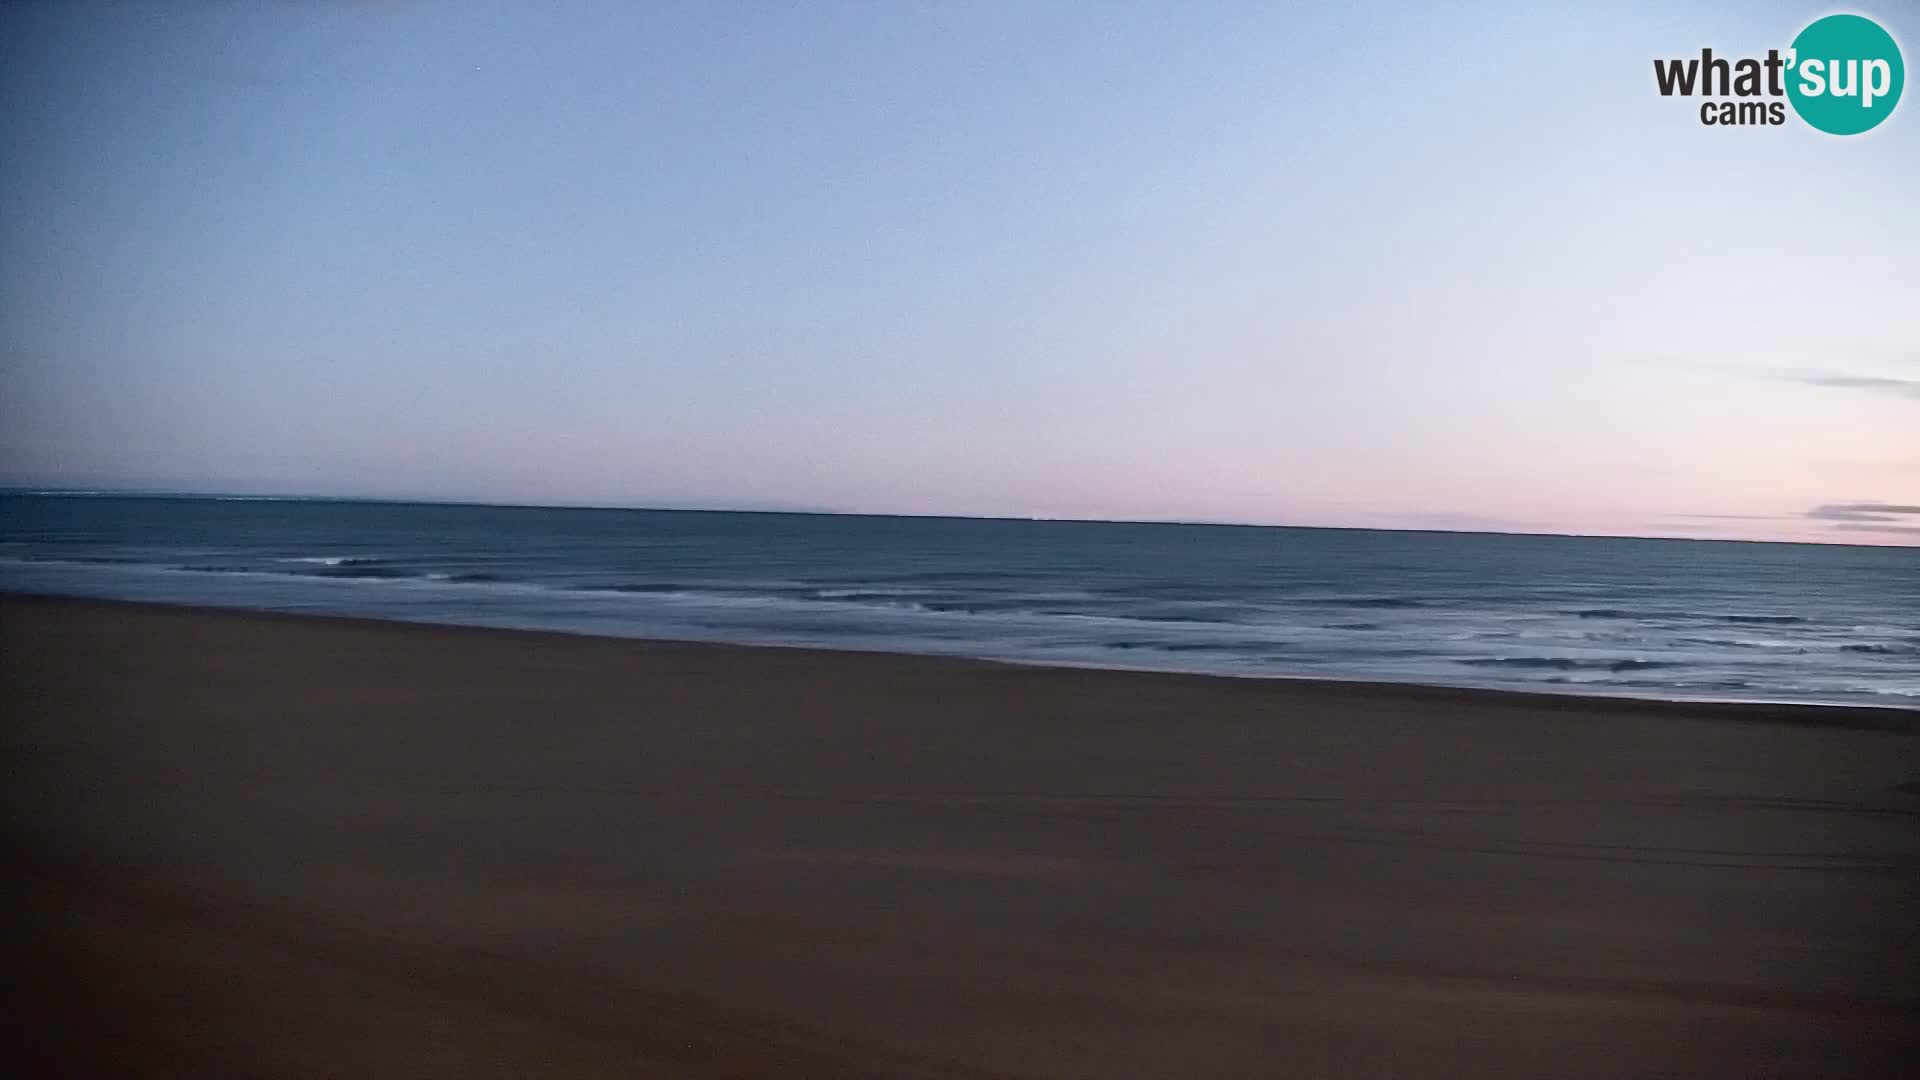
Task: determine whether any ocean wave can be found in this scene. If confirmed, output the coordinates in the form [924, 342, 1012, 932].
[1315, 596, 1429, 609]
[1671, 635, 1804, 651]
[148, 561, 483, 585]
[1567, 607, 1808, 626]
[283, 556, 383, 567]
[551, 583, 1270, 629]
[808, 587, 933, 601]
[1550, 676, 1753, 692]
[1116, 581, 1254, 601]
[1098, 639, 1275, 655]
[172, 558, 421, 581]
[312, 563, 418, 580]
[928, 601, 1258, 627]
[1460, 656, 1679, 672]
[13, 553, 143, 565]
[1113, 608, 1250, 625]
[1840, 642, 1918, 656]
[812, 569, 1050, 586]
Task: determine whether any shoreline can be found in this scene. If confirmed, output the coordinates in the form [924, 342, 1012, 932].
[5, 590, 1916, 729]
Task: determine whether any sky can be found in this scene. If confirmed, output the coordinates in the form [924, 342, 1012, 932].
[1, 1, 1916, 544]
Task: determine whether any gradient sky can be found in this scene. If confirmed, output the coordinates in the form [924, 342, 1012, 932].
[2, 1, 1916, 544]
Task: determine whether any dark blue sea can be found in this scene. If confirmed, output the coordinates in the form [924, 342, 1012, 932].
[3, 494, 1915, 708]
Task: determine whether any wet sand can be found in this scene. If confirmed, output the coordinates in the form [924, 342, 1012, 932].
[6, 594, 1918, 1078]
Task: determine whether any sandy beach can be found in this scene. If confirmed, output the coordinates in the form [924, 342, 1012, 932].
[6, 594, 1917, 1078]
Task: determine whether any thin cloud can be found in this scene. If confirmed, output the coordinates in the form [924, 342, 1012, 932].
[1818, 502, 1920, 515]
[1778, 372, 1920, 400]
[1830, 522, 1920, 536]
[1641, 355, 1920, 402]
[1808, 508, 1883, 522]
[1805, 503, 1920, 532]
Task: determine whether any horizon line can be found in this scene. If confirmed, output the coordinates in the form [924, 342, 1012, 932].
[3, 485, 1908, 551]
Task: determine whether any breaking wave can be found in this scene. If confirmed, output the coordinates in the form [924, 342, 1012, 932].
[1459, 657, 1680, 673]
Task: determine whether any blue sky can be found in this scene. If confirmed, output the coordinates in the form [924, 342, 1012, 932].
[2, 1, 1915, 543]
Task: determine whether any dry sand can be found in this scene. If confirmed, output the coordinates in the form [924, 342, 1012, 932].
[5, 594, 1918, 1078]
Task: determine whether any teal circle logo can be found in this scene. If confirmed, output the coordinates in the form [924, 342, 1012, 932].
[1786, 14, 1904, 135]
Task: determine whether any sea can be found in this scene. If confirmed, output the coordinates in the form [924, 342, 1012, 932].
[2, 493, 1915, 709]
